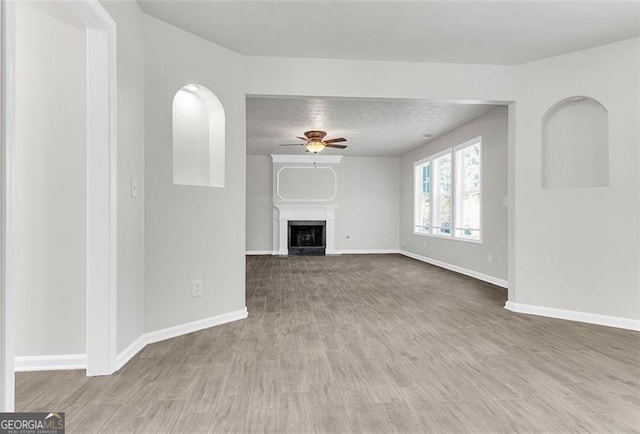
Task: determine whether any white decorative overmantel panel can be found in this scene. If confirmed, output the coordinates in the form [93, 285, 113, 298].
[276, 166, 337, 202]
[273, 205, 339, 255]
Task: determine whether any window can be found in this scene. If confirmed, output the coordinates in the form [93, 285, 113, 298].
[413, 138, 482, 242]
[413, 162, 430, 233]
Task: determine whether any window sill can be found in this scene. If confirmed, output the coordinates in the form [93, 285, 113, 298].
[413, 231, 452, 240]
[453, 236, 482, 244]
[413, 231, 482, 244]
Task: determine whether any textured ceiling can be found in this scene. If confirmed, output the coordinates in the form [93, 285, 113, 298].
[138, 1, 640, 65]
[246, 96, 499, 157]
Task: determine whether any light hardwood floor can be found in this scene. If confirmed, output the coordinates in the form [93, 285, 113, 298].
[16, 254, 640, 433]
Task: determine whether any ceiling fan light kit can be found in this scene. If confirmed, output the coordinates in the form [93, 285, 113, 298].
[305, 140, 326, 153]
[280, 130, 348, 154]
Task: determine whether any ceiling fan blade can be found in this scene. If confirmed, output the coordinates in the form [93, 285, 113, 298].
[279, 143, 304, 146]
[324, 137, 347, 143]
[296, 136, 308, 141]
[325, 144, 347, 149]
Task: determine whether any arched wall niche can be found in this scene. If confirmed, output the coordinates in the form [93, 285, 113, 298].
[172, 84, 225, 187]
[541, 96, 609, 189]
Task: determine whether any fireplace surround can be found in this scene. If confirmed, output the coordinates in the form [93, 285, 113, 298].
[273, 205, 338, 255]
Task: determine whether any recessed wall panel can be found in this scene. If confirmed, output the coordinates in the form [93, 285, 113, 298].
[542, 97, 609, 189]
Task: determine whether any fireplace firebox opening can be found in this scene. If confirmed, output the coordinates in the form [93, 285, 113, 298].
[288, 220, 326, 256]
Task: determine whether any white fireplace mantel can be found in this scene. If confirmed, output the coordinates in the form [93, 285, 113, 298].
[273, 205, 339, 255]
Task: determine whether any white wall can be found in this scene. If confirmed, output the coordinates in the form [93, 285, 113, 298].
[0, 0, 8, 410]
[14, 2, 87, 355]
[400, 107, 508, 281]
[336, 157, 399, 252]
[246, 155, 272, 252]
[513, 38, 639, 322]
[245, 56, 517, 102]
[101, 1, 146, 355]
[143, 15, 246, 332]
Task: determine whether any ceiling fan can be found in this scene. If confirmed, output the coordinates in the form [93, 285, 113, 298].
[280, 130, 347, 154]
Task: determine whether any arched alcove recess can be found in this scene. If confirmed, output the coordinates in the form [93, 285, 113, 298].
[172, 84, 225, 187]
[542, 96, 609, 189]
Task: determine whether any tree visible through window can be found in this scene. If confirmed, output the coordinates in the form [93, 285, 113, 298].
[413, 138, 482, 242]
[455, 141, 481, 240]
[432, 152, 452, 235]
[414, 162, 430, 233]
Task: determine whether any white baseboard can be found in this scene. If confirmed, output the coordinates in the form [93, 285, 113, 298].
[246, 249, 402, 256]
[144, 307, 248, 345]
[15, 354, 86, 372]
[505, 301, 640, 331]
[16, 307, 248, 372]
[400, 250, 508, 288]
[338, 249, 402, 255]
[115, 335, 147, 371]
[114, 307, 248, 370]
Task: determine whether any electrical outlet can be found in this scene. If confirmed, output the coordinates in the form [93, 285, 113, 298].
[487, 253, 493, 263]
[192, 279, 203, 297]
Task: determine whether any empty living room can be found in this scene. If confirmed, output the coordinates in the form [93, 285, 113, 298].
[2, 0, 639, 432]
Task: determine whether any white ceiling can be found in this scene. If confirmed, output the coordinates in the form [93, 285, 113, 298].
[246, 96, 499, 157]
[138, 1, 639, 65]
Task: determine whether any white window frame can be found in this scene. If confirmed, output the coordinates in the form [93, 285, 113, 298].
[454, 138, 482, 243]
[413, 157, 431, 235]
[413, 137, 482, 244]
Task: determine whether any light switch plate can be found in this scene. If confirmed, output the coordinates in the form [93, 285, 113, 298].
[192, 279, 203, 297]
[131, 178, 138, 198]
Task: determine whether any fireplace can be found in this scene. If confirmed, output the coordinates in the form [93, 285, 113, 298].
[274, 205, 337, 255]
[288, 221, 326, 256]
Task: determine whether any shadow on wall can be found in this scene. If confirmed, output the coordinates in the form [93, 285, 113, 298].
[542, 96, 608, 189]
[172, 84, 225, 188]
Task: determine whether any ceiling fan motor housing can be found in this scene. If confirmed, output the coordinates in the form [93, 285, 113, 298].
[304, 130, 328, 140]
